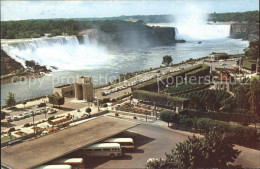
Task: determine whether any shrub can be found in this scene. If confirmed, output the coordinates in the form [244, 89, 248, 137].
[111, 99, 116, 102]
[133, 116, 137, 119]
[115, 113, 119, 116]
[102, 98, 110, 104]
[102, 103, 108, 108]
[23, 123, 30, 127]
[85, 108, 92, 113]
[8, 127, 15, 133]
[47, 116, 55, 121]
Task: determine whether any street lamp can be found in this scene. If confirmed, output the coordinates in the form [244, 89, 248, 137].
[32, 111, 36, 136]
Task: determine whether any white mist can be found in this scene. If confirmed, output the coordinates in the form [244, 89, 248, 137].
[172, 4, 230, 41]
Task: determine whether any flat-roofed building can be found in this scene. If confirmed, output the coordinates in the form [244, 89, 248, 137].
[209, 53, 228, 61]
[1, 116, 139, 169]
[53, 84, 74, 97]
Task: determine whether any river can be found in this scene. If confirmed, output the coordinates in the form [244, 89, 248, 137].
[1, 23, 249, 105]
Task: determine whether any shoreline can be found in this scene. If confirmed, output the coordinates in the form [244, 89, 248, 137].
[1, 73, 46, 85]
[1, 52, 245, 106]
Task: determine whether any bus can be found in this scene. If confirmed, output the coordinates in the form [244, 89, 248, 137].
[34, 164, 72, 169]
[50, 158, 85, 169]
[82, 143, 122, 158]
[101, 138, 135, 150]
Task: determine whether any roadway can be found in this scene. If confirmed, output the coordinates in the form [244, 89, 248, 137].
[83, 118, 260, 168]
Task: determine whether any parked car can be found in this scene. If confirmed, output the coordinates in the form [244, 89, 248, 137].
[23, 112, 30, 118]
[17, 114, 24, 119]
[13, 115, 19, 121]
[40, 108, 47, 114]
[35, 109, 41, 115]
[221, 63, 227, 66]
[5, 116, 12, 122]
[29, 111, 34, 116]
[47, 108, 57, 114]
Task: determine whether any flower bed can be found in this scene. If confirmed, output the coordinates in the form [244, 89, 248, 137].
[116, 103, 152, 115]
[49, 117, 70, 125]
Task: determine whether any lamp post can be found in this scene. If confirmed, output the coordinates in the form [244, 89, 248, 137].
[32, 111, 36, 136]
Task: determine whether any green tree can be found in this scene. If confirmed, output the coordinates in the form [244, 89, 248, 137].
[48, 93, 65, 108]
[235, 86, 249, 109]
[147, 132, 241, 169]
[160, 110, 178, 127]
[205, 91, 217, 112]
[220, 97, 236, 112]
[248, 79, 260, 119]
[22, 101, 27, 108]
[162, 55, 173, 66]
[5, 92, 16, 108]
[244, 40, 259, 60]
[85, 107, 92, 116]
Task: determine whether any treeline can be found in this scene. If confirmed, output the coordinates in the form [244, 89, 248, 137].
[208, 10, 259, 23]
[52, 11, 259, 23]
[1, 19, 147, 39]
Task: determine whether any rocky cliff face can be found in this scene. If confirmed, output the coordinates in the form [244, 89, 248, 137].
[78, 26, 178, 48]
[1, 50, 24, 76]
[230, 23, 259, 41]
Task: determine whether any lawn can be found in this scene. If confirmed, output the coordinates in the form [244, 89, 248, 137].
[1, 135, 16, 142]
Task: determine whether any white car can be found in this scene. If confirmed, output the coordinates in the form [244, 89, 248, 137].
[47, 108, 57, 114]
[17, 114, 24, 119]
[23, 112, 30, 118]
[13, 115, 19, 121]
[35, 109, 41, 115]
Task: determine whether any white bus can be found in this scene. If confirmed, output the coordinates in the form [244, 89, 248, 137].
[34, 164, 72, 169]
[50, 158, 85, 169]
[101, 138, 135, 150]
[82, 143, 122, 158]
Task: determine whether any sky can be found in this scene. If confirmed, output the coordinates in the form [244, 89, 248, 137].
[1, 0, 259, 21]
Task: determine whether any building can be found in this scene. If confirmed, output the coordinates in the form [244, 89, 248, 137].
[74, 76, 94, 101]
[242, 59, 258, 73]
[53, 84, 74, 97]
[209, 53, 228, 61]
[1, 116, 139, 169]
[52, 76, 94, 101]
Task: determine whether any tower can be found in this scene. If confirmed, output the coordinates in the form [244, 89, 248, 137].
[74, 76, 94, 102]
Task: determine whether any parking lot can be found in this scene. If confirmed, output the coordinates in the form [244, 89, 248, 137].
[80, 121, 188, 168]
[2, 97, 88, 131]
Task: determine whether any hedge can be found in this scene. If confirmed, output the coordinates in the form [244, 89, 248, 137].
[170, 84, 211, 96]
[132, 90, 189, 108]
[186, 64, 210, 79]
[176, 116, 259, 148]
[132, 64, 205, 92]
[179, 109, 254, 124]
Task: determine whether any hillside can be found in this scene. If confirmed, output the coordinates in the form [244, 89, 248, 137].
[1, 50, 24, 76]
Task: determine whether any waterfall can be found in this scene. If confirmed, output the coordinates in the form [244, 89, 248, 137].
[1, 35, 112, 70]
[175, 24, 231, 41]
[83, 35, 90, 45]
